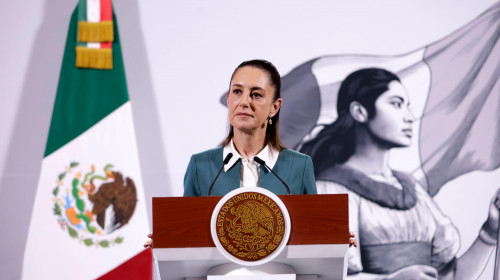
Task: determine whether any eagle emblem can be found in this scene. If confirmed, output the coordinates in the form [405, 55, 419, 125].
[230, 201, 274, 251]
[51, 162, 137, 248]
[215, 191, 286, 262]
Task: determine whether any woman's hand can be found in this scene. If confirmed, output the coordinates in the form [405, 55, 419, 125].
[349, 231, 358, 247]
[144, 232, 153, 248]
[387, 265, 438, 280]
[481, 189, 500, 242]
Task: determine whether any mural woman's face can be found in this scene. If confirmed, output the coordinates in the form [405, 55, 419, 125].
[367, 81, 414, 148]
[227, 66, 281, 134]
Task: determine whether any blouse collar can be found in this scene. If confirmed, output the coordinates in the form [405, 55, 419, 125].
[316, 164, 417, 210]
[223, 139, 279, 172]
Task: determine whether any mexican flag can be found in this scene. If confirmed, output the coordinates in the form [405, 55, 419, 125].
[22, 1, 150, 279]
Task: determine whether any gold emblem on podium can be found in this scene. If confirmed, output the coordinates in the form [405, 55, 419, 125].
[214, 191, 286, 262]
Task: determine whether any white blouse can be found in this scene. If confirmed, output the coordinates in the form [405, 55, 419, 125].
[223, 140, 279, 188]
[316, 173, 460, 273]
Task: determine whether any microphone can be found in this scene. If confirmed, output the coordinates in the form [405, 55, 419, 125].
[254, 156, 291, 195]
[208, 153, 234, 196]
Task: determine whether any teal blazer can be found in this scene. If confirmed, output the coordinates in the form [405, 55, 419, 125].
[183, 147, 317, 196]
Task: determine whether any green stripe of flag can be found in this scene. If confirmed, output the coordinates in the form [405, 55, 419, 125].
[45, 8, 128, 157]
[77, 0, 87, 22]
[76, 0, 87, 47]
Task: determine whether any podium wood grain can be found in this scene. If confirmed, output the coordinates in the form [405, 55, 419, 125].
[153, 194, 348, 248]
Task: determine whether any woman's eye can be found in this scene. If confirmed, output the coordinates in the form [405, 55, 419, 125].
[233, 89, 242, 94]
[250, 92, 262, 98]
[390, 101, 402, 108]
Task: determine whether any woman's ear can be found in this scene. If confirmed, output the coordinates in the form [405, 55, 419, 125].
[350, 101, 368, 123]
[270, 98, 283, 118]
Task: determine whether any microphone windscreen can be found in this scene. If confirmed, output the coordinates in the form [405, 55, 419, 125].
[253, 156, 265, 165]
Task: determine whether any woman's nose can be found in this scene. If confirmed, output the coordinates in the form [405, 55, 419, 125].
[238, 91, 252, 107]
[404, 108, 415, 123]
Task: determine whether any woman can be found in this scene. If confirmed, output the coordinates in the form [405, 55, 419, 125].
[145, 59, 341, 248]
[300, 68, 499, 279]
[183, 59, 317, 196]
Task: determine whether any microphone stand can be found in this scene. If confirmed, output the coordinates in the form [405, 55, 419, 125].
[254, 156, 290, 195]
[208, 153, 234, 196]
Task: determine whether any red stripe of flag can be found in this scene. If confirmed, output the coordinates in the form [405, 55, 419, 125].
[100, 0, 112, 48]
[97, 248, 153, 280]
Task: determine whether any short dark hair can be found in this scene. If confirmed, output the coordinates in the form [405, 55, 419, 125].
[222, 59, 286, 151]
[300, 68, 400, 175]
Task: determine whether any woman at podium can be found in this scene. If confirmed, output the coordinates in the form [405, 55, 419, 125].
[145, 60, 357, 250]
[183, 59, 317, 197]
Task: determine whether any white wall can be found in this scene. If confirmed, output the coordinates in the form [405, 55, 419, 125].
[0, 0, 498, 279]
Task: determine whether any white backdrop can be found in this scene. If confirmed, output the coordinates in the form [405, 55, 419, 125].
[0, 0, 499, 279]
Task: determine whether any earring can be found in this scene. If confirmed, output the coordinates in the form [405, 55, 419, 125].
[268, 118, 273, 125]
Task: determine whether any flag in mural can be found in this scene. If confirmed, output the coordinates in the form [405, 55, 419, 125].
[22, 1, 150, 279]
[275, 2, 500, 196]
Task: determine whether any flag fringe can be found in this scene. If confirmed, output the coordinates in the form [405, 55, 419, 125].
[78, 21, 114, 42]
[76, 46, 113, 69]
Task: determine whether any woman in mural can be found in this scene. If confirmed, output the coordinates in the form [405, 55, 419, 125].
[300, 68, 499, 279]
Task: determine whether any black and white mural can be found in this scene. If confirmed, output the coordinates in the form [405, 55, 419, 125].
[276, 4, 500, 279]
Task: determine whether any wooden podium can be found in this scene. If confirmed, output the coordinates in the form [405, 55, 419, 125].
[153, 194, 349, 280]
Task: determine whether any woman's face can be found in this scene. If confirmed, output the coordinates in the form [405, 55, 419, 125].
[366, 81, 414, 147]
[227, 66, 281, 134]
